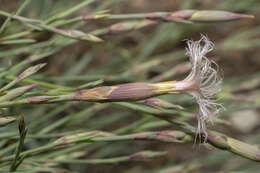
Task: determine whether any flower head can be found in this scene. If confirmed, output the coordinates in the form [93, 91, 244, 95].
[172, 35, 224, 139]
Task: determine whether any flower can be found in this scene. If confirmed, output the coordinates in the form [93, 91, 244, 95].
[172, 35, 224, 139]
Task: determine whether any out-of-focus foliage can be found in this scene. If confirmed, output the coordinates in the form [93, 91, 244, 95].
[0, 0, 260, 172]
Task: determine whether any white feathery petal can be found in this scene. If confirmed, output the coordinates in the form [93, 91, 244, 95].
[174, 35, 224, 140]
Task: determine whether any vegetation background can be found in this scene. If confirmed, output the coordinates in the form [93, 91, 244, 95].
[0, 0, 260, 172]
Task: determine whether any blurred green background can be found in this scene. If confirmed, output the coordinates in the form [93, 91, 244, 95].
[0, 0, 260, 172]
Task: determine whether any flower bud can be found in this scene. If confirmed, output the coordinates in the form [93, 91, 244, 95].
[189, 10, 254, 22]
[140, 98, 184, 110]
[129, 151, 166, 161]
[109, 20, 157, 34]
[51, 28, 104, 42]
[26, 96, 57, 104]
[0, 84, 38, 102]
[0, 116, 16, 127]
[164, 10, 254, 23]
[17, 63, 46, 82]
[54, 131, 114, 146]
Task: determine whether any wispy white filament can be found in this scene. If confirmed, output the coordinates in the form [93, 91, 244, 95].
[173, 35, 224, 140]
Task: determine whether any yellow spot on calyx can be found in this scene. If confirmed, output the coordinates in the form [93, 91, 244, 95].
[106, 86, 118, 96]
[153, 81, 178, 94]
[81, 86, 118, 100]
[94, 14, 110, 19]
[190, 11, 201, 20]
